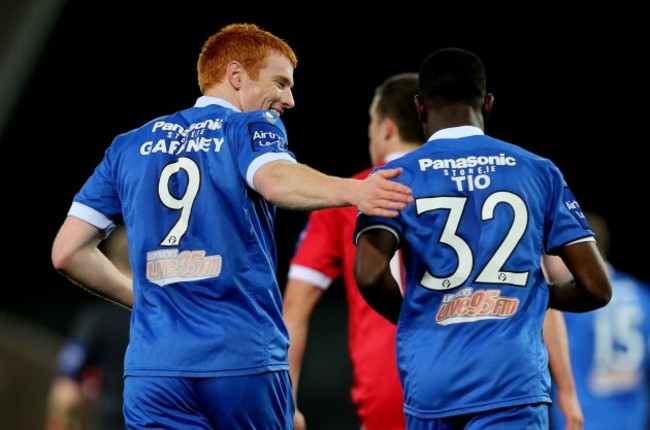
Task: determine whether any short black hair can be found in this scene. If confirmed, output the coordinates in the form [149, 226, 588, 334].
[418, 47, 486, 104]
[374, 73, 425, 143]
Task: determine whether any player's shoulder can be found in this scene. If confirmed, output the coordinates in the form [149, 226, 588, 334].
[235, 109, 284, 126]
[226, 109, 287, 140]
[497, 137, 554, 164]
[114, 102, 230, 138]
[483, 136, 564, 180]
[109, 110, 180, 149]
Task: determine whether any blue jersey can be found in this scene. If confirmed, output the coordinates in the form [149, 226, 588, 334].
[550, 267, 650, 430]
[355, 126, 592, 419]
[69, 96, 295, 378]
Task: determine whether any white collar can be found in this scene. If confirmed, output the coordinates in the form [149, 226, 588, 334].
[194, 96, 241, 112]
[384, 151, 410, 163]
[427, 125, 484, 142]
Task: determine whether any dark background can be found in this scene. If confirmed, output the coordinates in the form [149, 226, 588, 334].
[0, 2, 645, 428]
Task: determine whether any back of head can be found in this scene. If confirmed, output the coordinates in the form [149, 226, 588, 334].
[197, 23, 298, 93]
[418, 47, 486, 105]
[374, 73, 425, 143]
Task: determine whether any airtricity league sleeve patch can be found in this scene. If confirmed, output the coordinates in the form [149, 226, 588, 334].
[248, 122, 288, 152]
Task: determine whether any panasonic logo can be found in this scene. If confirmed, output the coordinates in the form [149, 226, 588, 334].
[419, 153, 516, 171]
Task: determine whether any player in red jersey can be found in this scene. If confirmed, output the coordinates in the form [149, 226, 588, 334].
[284, 73, 422, 430]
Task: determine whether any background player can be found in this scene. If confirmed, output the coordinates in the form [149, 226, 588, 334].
[284, 72, 423, 430]
[45, 227, 131, 430]
[545, 212, 650, 430]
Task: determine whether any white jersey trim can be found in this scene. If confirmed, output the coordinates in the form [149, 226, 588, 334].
[246, 153, 297, 190]
[288, 265, 332, 290]
[68, 202, 117, 237]
[567, 236, 596, 245]
[355, 224, 400, 245]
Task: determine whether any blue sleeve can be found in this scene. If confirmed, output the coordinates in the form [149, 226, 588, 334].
[73, 140, 123, 222]
[544, 161, 593, 254]
[233, 110, 296, 188]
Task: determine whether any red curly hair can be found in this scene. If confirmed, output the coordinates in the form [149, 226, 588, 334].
[197, 23, 298, 93]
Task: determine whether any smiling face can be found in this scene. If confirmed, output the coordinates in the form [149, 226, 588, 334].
[239, 53, 295, 115]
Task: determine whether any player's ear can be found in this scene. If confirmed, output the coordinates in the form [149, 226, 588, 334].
[226, 61, 243, 90]
[415, 94, 426, 123]
[482, 93, 494, 121]
[383, 117, 397, 140]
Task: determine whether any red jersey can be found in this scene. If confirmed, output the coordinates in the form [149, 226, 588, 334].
[289, 165, 406, 430]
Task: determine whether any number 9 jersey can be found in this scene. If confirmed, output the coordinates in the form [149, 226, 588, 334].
[69, 96, 296, 378]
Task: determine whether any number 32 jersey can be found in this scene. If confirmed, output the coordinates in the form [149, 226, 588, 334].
[355, 126, 593, 418]
[69, 96, 295, 378]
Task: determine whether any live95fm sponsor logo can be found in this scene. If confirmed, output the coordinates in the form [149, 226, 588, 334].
[435, 288, 519, 326]
[249, 123, 288, 152]
[146, 248, 222, 287]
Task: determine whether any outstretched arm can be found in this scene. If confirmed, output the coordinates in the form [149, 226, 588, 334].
[51, 216, 133, 309]
[354, 229, 402, 324]
[254, 160, 412, 217]
[282, 278, 326, 430]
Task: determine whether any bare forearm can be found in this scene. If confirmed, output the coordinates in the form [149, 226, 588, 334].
[57, 247, 133, 309]
[544, 310, 583, 429]
[548, 279, 609, 312]
[283, 279, 324, 400]
[355, 230, 402, 323]
[255, 162, 356, 210]
[544, 310, 576, 391]
[547, 242, 612, 312]
[284, 302, 310, 400]
[286, 318, 308, 400]
[53, 217, 134, 308]
[544, 309, 573, 387]
[254, 161, 411, 216]
[358, 273, 402, 324]
[45, 378, 86, 430]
